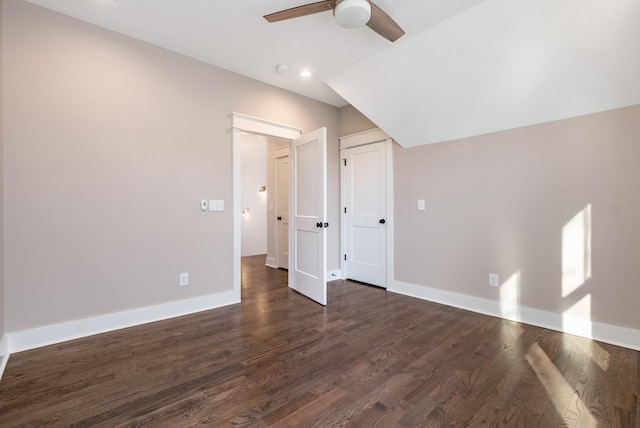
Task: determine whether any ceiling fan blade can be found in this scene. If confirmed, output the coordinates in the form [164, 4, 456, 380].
[366, 2, 405, 42]
[264, 1, 334, 23]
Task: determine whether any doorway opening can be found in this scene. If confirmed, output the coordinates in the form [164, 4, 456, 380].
[231, 113, 301, 302]
[232, 114, 329, 306]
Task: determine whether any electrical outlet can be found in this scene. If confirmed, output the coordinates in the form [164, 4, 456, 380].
[179, 272, 189, 287]
[489, 273, 499, 288]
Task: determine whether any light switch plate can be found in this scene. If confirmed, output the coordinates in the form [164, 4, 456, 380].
[418, 199, 426, 211]
[179, 272, 189, 286]
[489, 273, 499, 288]
[209, 200, 224, 211]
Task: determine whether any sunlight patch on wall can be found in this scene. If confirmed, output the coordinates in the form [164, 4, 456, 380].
[499, 270, 522, 322]
[525, 342, 598, 426]
[562, 204, 592, 298]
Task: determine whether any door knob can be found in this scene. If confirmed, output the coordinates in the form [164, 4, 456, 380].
[379, 219, 386, 224]
[316, 222, 323, 228]
[277, 216, 282, 221]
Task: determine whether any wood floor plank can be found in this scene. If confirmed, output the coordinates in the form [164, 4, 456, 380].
[1, 254, 639, 427]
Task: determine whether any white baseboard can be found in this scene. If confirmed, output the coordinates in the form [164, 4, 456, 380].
[327, 270, 343, 282]
[265, 257, 278, 269]
[0, 335, 9, 381]
[7, 290, 240, 354]
[389, 280, 640, 352]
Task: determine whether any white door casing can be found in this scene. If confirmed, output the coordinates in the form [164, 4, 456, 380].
[275, 150, 289, 269]
[289, 128, 328, 305]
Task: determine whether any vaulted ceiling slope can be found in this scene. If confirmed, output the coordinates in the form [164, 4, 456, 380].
[23, 0, 640, 148]
[328, 0, 640, 147]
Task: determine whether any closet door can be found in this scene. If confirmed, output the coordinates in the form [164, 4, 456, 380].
[343, 141, 386, 287]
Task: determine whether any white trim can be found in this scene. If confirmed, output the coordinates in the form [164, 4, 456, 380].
[0, 335, 9, 380]
[231, 113, 301, 141]
[7, 291, 239, 354]
[231, 114, 302, 298]
[339, 128, 390, 150]
[265, 257, 278, 269]
[385, 139, 394, 289]
[233, 128, 243, 301]
[389, 280, 640, 351]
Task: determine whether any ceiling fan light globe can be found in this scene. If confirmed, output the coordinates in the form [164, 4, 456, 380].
[334, 0, 371, 29]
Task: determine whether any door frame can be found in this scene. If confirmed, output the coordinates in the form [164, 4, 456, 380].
[273, 145, 290, 269]
[339, 128, 394, 288]
[231, 113, 302, 300]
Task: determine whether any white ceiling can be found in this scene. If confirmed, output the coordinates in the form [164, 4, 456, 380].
[22, 0, 640, 147]
[23, 0, 485, 107]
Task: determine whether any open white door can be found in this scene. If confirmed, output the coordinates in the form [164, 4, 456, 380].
[289, 128, 327, 305]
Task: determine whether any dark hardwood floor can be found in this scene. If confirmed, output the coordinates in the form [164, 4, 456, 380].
[1, 255, 638, 427]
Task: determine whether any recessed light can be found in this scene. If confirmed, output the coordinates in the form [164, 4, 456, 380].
[299, 70, 312, 78]
[276, 64, 289, 74]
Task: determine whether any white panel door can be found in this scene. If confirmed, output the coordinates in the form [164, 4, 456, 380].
[276, 155, 289, 269]
[343, 142, 386, 287]
[289, 128, 327, 305]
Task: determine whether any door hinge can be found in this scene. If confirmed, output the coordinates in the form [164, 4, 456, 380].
[343, 159, 347, 166]
[344, 207, 347, 214]
[344, 254, 347, 261]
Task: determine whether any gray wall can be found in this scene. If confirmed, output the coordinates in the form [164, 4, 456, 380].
[0, 0, 5, 341]
[394, 105, 640, 330]
[3, 1, 339, 332]
[4, 0, 639, 341]
[338, 105, 377, 137]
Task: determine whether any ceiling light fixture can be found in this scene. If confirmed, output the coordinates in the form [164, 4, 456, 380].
[334, 0, 372, 29]
[299, 70, 312, 78]
[276, 64, 289, 74]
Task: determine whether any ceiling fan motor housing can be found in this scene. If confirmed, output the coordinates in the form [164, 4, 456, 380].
[334, 0, 372, 29]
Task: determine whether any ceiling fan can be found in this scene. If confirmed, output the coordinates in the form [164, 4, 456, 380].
[264, 0, 405, 42]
